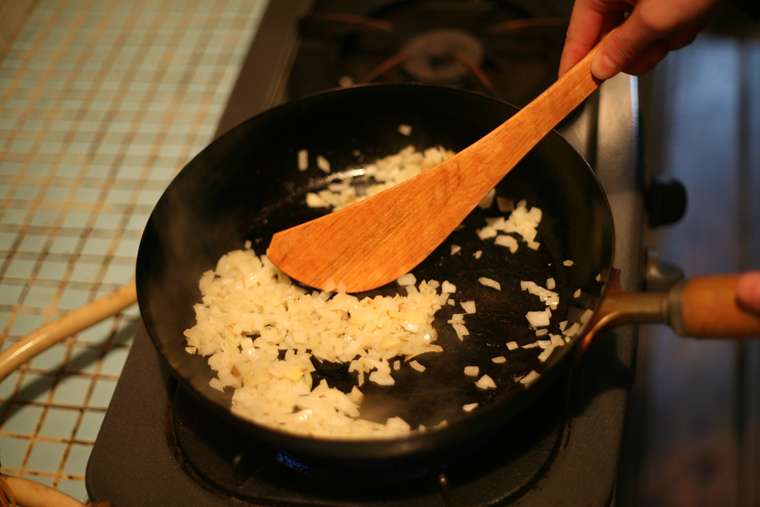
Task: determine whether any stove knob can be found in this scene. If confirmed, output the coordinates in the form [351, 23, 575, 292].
[646, 174, 687, 228]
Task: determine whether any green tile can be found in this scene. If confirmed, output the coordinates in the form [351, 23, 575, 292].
[62, 443, 91, 476]
[30, 209, 60, 227]
[81, 237, 111, 256]
[18, 234, 48, 252]
[89, 379, 117, 409]
[2, 404, 43, 436]
[62, 211, 91, 228]
[48, 235, 79, 254]
[5, 258, 37, 279]
[69, 262, 100, 283]
[74, 410, 104, 442]
[102, 263, 133, 284]
[23, 285, 58, 308]
[0, 437, 31, 469]
[9, 312, 44, 336]
[76, 319, 114, 344]
[38, 407, 79, 439]
[15, 373, 56, 404]
[100, 347, 129, 376]
[29, 343, 68, 371]
[37, 259, 69, 280]
[51, 375, 90, 406]
[58, 287, 92, 311]
[26, 440, 67, 474]
[0, 284, 24, 305]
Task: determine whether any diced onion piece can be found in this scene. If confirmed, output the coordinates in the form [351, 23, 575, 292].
[473, 250, 482, 259]
[441, 281, 457, 294]
[450, 244, 462, 255]
[316, 155, 331, 173]
[506, 341, 519, 350]
[526, 308, 551, 328]
[563, 322, 581, 337]
[535, 328, 548, 336]
[464, 366, 479, 376]
[397, 124, 412, 136]
[546, 278, 556, 290]
[537, 344, 555, 362]
[452, 323, 470, 341]
[519, 370, 540, 386]
[550, 334, 565, 347]
[475, 374, 497, 390]
[478, 189, 496, 209]
[563, 259, 574, 266]
[463, 402, 478, 412]
[409, 360, 425, 372]
[297, 149, 308, 171]
[460, 301, 476, 314]
[491, 356, 506, 364]
[476, 226, 497, 240]
[478, 277, 501, 290]
[396, 273, 417, 286]
[494, 234, 518, 253]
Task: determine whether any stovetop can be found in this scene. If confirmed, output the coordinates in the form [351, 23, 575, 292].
[87, 1, 645, 505]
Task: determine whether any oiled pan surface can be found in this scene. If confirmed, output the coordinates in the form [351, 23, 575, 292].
[136, 84, 614, 460]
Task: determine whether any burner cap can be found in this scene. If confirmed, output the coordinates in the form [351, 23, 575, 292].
[400, 28, 483, 84]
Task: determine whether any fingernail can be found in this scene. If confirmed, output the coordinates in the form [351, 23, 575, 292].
[591, 52, 617, 80]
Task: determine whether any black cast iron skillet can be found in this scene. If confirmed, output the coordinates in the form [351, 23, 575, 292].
[135, 83, 619, 462]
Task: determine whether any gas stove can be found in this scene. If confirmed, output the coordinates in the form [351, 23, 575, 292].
[87, 1, 646, 505]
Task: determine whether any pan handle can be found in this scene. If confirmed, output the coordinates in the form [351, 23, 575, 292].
[674, 274, 760, 337]
[580, 273, 760, 354]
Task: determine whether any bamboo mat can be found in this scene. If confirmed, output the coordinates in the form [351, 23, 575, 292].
[0, 0, 268, 501]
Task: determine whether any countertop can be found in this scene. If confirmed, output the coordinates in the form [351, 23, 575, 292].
[0, 0, 268, 501]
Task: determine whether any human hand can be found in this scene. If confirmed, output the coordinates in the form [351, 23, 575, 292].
[559, 0, 721, 79]
[737, 272, 760, 316]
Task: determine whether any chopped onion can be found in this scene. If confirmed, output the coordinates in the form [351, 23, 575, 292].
[526, 308, 551, 328]
[316, 155, 331, 173]
[396, 273, 416, 286]
[450, 244, 462, 255]
[475, 374, 497, 390]
[463, 402, 479, 412]
[409, 360, 425, 372]
[519, 370, 540, 386]
[397, 124, 412, 136]
[506, 341, 519, 350]
[491, 356, 506, 364]
[478, 277, 501, 290]
[464, 366, 479, 376]
[460, 301, 476, 314]
[473, 250, 482, 259]
[297, 149, 308, 171]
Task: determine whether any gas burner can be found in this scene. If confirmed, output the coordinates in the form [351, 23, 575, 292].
[170, 367, 567, 506]
[289, 1, 569, 106]
[400, 29, 485, 85]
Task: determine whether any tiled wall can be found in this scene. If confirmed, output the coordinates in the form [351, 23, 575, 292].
[0, 0, 268, 501]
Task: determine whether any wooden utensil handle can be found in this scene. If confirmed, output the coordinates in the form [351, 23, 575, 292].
[680, 275, 760, 337]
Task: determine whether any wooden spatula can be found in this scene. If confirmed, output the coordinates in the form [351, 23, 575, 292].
[267, 42, 604, 293]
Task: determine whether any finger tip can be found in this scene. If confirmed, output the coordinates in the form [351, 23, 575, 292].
[591, 51, 618, 80]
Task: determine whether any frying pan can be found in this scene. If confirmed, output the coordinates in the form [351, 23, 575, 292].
[136, 83, 756, 464]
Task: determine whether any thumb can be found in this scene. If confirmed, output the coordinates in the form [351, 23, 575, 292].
[591, 19, 658, 79]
